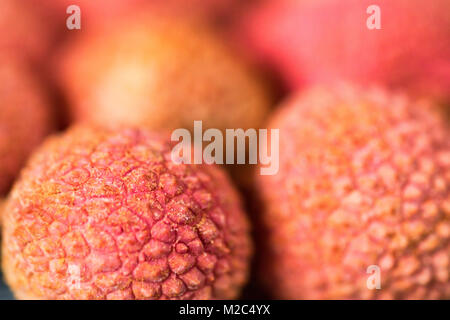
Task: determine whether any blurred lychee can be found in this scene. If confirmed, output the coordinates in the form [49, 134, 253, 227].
[0, 0, 55, 62]
[0, 56, 54, 195]
[238, 0, 450, 101]
[40, 0, 247, 30]
[58, 13, 271, 133]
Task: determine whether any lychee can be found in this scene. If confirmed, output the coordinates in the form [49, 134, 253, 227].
[239, 0, 450, 101]
[38, 0, 147, 30]
[0, 0, 55, 62]
[2, 126, 252, 300]
[257, 84, 450, 299]
[41, 0, 243, 29]
[0, 198, 4, 228]
[57, 14, 271, 133]
[0, 56, 54, 195]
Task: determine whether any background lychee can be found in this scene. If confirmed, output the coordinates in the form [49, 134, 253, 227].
[0, 56, 54, 195]
[40, 0, 246, 29]
[238, 0, 450, 102]
[2, 126, 252, 300]
[57, 13, 271, 133]
[0, 0, 55, 62]
[257, 84, 450, 299]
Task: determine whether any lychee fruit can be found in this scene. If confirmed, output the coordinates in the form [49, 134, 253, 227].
[257, 84, 450, 299]
[0, 0, 55, 62]
[0, 55, 54, 195]
[2, 126, 252, 300]
[38, 0, 147, 30]
[239, 0, 450, 101]
[0, 198, 4, 228]
[57, 13, 271, 133]
[40, 0, 244, 29]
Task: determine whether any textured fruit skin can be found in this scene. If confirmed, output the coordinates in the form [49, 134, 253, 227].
[0, 56, 53, 195]
[2, 126, 252, 300]
[240, 0, 450, 100]
[0, 0, 54, 62]
[58, 14, 271, 133]
[257, 85, 450, 299]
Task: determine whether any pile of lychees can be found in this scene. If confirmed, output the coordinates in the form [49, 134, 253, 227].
[0, 0, 448, 300]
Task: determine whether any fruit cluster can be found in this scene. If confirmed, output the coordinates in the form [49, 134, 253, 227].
[0, 0, 448, 300]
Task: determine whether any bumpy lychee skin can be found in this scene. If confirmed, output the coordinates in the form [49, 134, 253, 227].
[2, 126, 252, 300]
[257, 85, 450, 299]
[0, 56, 53, 195]
[58, 14, 271, 133]
[240, 0, 450, 101]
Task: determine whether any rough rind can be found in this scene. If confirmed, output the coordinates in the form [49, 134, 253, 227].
[2, 126, 252, 300]
[257, 85, 450, 299]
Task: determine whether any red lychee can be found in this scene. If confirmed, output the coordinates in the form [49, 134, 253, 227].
[2, 126, 252, 300]
[257, 84, 450, 299]
[0, 56, 54, 195]
[0, 0, 55, 62]
[239, 0, 450, 101]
